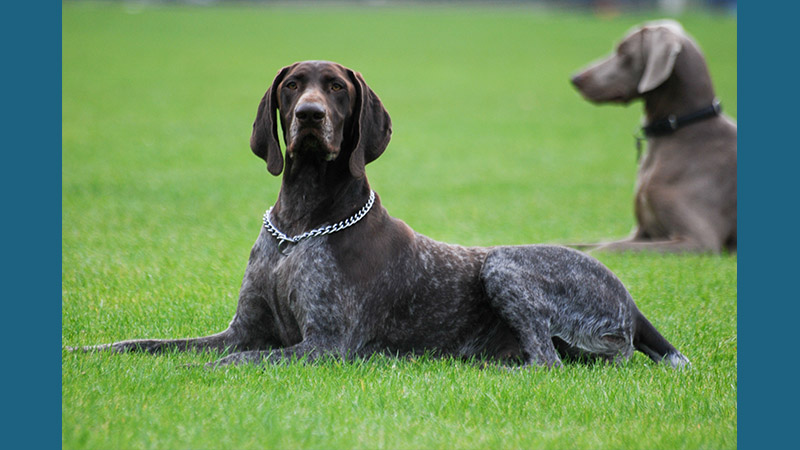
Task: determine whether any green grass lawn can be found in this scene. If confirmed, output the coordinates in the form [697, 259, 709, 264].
[62, 2, 737, 449]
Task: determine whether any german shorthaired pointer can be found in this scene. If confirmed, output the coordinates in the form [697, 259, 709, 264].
[571, 20, 737, 253]
[73, 61, 689, 369]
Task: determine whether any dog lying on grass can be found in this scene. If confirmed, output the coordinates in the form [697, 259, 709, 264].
[71, 61, 689, 370]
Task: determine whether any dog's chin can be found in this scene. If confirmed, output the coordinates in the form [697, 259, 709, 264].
[609, 93, 636, 104]
[581, 91, 635, 105]
[287, 134, 339, 162]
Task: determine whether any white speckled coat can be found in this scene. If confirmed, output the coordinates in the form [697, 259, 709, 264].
[76, 61, 689, 370]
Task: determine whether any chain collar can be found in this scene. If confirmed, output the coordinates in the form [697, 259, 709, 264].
[263, 190, 376, 247]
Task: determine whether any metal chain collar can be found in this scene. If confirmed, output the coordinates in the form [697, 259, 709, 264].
[262, 190, 376, 246]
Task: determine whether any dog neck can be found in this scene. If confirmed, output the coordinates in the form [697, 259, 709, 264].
[642, 41, 716, 124]
[642, 99, 721, 138]
[270, 154, 373, 238]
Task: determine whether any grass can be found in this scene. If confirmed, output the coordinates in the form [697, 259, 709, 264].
[62, 2, 737, 449]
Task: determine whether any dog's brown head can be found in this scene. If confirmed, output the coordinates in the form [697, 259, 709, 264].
[570, 20, 688, 104]
[250, 61, 392, 179]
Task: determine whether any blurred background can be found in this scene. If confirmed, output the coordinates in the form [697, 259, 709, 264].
[111, 0, 737, 15]
[62, 0, 737, 273]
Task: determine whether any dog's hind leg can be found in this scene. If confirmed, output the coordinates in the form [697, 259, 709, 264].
[480, 254, 563, 368]
[551, 336, 623, 364]
[592, 237, 719, 253]
[481, 245, 647, 368]
[483, 245, 690, 369]
[633, 310, 690, 368]
[489, 300, 563, 369]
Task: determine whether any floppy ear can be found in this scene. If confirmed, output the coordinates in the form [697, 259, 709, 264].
[346, 70, 392, 179]
[250, 65, 292, 176]
[637, 26, 683, 94]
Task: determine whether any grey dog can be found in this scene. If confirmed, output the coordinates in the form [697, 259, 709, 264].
[72, 61, 689, 369]
[571, 20, 737, 253]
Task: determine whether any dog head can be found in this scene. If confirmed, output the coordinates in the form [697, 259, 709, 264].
[250, 61, 392, 179]
[570, 20, 686, 103]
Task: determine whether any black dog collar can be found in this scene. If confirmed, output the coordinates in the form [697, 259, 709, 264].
[642, 99, 722, 137]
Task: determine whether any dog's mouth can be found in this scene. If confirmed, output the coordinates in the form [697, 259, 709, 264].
[572, 75, 635, 105]
[287, 127, 339, 162]
[607, 89, 636, 104]
[603, 94, 633, 104]
[579, 88, 633, 105]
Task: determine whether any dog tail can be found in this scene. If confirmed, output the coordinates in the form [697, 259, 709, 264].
[633, 310, 690, 369]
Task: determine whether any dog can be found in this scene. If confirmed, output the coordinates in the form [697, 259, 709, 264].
[571, 20, 737, 253]
[71, 61, 689, 370]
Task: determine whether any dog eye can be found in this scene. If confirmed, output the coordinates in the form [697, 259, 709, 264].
[285, 81, 298, 90]
[331, 82, 344, 92]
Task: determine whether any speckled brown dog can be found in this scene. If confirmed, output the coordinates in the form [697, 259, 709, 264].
[73, 61, 689, 369]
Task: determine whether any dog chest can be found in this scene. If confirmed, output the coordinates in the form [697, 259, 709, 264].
[261, 237, 355, 343]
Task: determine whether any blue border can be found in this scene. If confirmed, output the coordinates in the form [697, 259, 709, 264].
[6, 2, 62, 448]
[738, 2, 794, 449]
[33, 1, 793, 448]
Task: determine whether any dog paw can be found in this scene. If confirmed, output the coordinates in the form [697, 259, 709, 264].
[665, 352, 691, 369]
[204, 354, 241, 369]
[179, 362, 203, 370]
[64, 343, 114, 353]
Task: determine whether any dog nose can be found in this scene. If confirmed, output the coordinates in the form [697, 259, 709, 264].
[295, 102, 326, 123]
[570, 73, 583, 87]
[570, 71, 590, 89]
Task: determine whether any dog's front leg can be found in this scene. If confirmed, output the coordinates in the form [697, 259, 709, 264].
[204, 341, 331, 368]
[71, 328, 244, 354]
[68, 281, 282, 355]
